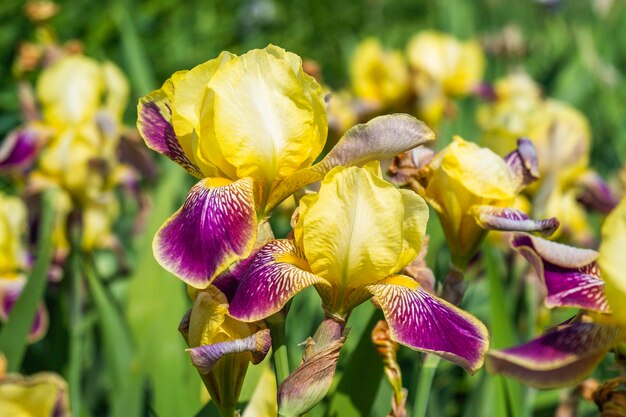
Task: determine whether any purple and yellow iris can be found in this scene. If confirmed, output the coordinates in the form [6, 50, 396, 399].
[229, 164, 489, 374]
[138, 45, 435, 289]
[487, 198, 626, 388]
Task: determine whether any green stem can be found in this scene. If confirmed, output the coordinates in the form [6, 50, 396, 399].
[0, 188, 56, 371]
[412, 354, 441, 417]
[266, 313, 290, 385]
[68, 238, 84, 416]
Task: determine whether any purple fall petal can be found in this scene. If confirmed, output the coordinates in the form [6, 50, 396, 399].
[487, 321, 621, 389]
[0, 128, 39, 171]
[473, 205, 559, 236]
[367, 276, 489, 374]
[154, 177, 258, 288]
[512, 234, 610, 313]
[186, 328, 271, 374]
[229, 239, 329, 321]
[137, 99, 202, 178]
[503, 138, 539, 192]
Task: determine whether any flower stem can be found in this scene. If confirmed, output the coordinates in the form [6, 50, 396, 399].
[412, 354, 441, 417]
[266, 312, 290, 385]
[68, 221, 84, 417]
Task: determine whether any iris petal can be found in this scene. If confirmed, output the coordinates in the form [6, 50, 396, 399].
[153, 177, 257, 288]
[0, 128, 40, 171]
[229, 239, 329, 321]
[367, 275, 489, 374]
[502, 138, 539, 192]
[187, 328, 271, 374]
[512, 234, 610, 313]
[0, 277, 48, 343]
[487, 321, 621, 389]
[472, 205, 558, 236]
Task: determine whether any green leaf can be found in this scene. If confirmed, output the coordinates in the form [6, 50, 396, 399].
[0, 188, 56, 372]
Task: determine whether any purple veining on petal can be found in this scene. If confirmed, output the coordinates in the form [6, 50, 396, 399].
[0, 128, 39, 171]
[473, 205, 559, 236]
[137, 100, 202, 178]
[487, 321, 620, 389]
[512, 234, 610, 313]
[186, 328, 271, 374]
[229, 239, 329, 322]
[368, 277, 489, 374]
[503, 138, 539, 192]
[154, 177, 258, 289]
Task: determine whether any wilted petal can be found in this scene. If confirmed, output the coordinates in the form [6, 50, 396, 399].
[576, 171, 619, 215]
[367, 275, 489, 374]
[229, 239, 330, 321]
[0, 278, 48, 343]
[267, 114, 435, 210]
[137, 92, 203, 178]
[154, 177, 257, 288]
[187, 328, 271, 374]
[0, 128, 40, 171]
[487, 321, 621, 389]
[503, 138, 539, 192]
[472, 205, 558, 236]
[512, 234, 610, 313]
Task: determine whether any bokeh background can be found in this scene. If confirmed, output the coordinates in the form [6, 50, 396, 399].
[1, 1, 625, 416]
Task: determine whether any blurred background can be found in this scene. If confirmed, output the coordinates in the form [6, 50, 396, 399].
[1, 1, 625, 416]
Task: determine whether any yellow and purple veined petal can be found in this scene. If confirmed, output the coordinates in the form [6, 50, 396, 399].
[349, 38, 411, 107]
[367, 275, 489, 374]
[294, 163, 429, 312]
[407, 31, 485, 97]
[229, 239, 330, 322]
[487, 320, 622, 389]
[0, 370, 70, 417]
[599, 198, 626, 326]
[0, 277, 48, 344]
[154, 177, 258, 289]
[511, 234, 610, 313]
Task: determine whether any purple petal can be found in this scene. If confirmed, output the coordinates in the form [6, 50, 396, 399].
[503, 138, 539, 192]
[229, 239, 329, 321]
[367, 275, 489, 374]
[576, 171, 619, 215]
[487, 321, 620, 389]
[186, 328, 271, 374]
[512, 234, 610, 313]
[137, 97, 203, 178]
[473, 205, 559, 236]
[154, 177, 258, 288]
[0, 278, 48, 343]
[0, 128, 40, 171]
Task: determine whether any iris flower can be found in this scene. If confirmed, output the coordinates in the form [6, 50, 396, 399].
[487, 198, 626, 388]
[229, 163, 489, 374]
[0, 193, 47, 343]
[138, 44, 434, 289]
[0, 354, 70, 417]
[179, 285, 271, 415]
[408, 136, 558, 270]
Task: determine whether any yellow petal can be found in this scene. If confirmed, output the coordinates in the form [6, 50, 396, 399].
[0, 194, 28, 273]
[37, 55, 103, 126]
[102, 61, 129, 120]
[294, 163, 428, 294]
[599, 198, 626, 326]
[350, 38, 410, 106]
[206, 46, 327, 193]
[0, 372, 69, 417]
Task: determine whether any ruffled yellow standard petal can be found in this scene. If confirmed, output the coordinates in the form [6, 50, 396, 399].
[294, 163, 428, 311]
[599, 198, 626, 326]
[205, 46, 327, 198]
[37, 55, 104, 126]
